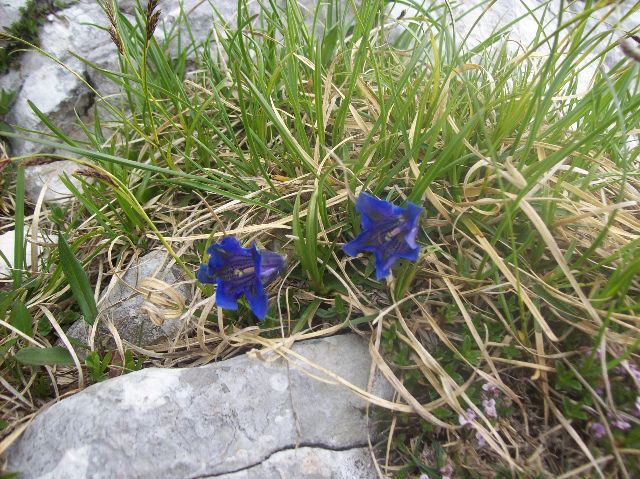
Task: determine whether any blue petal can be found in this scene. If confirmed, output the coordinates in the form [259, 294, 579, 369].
[245, 283, 268, 320]
[403, 202, 423, 249]
[250, 242, 262, 277]
[260, 250, 285, 283]
[343, 232, 369, 257]
[355, 193, 401, 229]
[214, 236, 245, 253]
[373, 251, 394, 280]
[206, 237, 246, 273]
[200, 236, 284, 319]
[397, 246, 420, 263]
[215, 278, 240, 311]
[345, 196, 423, 280]
[197, 264, 215, 284]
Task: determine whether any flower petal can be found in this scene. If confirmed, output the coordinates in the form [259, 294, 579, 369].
[404, 201, 423, 249]
[197, 264, 215, 284]
[216, 236, 245, 253]
[374, 250, 394, 280]
[206, 236, 248, 274]
[245, 284, 268, 320]
[200, 237, 284, 319]
[260, 250, 285, 283]
[346, 194, 424, 280]
[215, 278, 240, 311]
[343, 232, 369, 257]
[396, 245, 420, 263]
[355, 193, 402, 228]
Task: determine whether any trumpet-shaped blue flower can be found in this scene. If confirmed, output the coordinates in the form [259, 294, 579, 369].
[343, 193, 422, 280]
[197, 237, 285, 320]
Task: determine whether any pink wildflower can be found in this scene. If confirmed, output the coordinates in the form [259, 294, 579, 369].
[458, 408, 476, 426]
[418, 474, 430, 479]
[439, 464, 454, 479]
[629, 362, 640, 383]
[475, 431, 486, 447]
[591, 422, 606, 439]
[482, 398, 498, 418]
[482, 382, 499, 397]
[611, 417, 631, 430]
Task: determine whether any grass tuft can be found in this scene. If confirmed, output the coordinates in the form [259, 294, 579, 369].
[1, 0, 640, 477]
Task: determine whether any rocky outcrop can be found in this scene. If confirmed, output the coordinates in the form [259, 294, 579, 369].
[98, 249, 193, 346]
[59, 249, 192, 356]
[0, 0, 28, 36]
[22, 160, 84, 203]
[0, 227, 56, 277]
[5, 334, 392, 479]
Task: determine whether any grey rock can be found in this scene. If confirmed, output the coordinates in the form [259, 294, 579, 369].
[114, 0, 136, 14]
[23, 160, 83, 203]
[0, 68, 22, 97]
[0, 227, 56, 278]
[98, 250, 192, 346]
[0, 0, 28, 34]
[59, 320, 92, 361]
[6, 61, 94, 157]
[0, 228, 26, 278]
[6, 334, 392, 479]
[6, 0, 106, 157]
[215, 447, 377, 479]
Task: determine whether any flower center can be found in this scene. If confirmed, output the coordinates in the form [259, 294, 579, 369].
[384, 226, 403, 242]
[234, 267, 255, 277]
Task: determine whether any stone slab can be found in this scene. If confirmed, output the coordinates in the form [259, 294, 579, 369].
[5, 334, 391, 479]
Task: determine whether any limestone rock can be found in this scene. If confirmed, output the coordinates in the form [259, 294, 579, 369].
[59, 319, 92, 361]
[6, 0, 106, 157]
[0, 228, 23, 278]
[0, 227, 56, 278]
[23, 160, 83, 203]
[0, 68, 22, 98]
[216, 447, 377, 479]
[5, 334, 392, 479]
[6, 61, 94, 157]
[0, 0, 28, 34]
[97, 250, 192, 346]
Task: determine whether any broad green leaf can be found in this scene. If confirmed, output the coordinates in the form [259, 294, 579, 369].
[58, 235, 98, 325]
[9, 301, 33, 337]
[15, 346, 74, 366]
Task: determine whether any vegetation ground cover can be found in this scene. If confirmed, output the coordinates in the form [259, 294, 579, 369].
[1, 0, 640, 477]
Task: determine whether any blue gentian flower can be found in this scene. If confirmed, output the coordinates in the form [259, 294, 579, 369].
[197, 237, 285, 320]
[343, 193, 423, 280]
